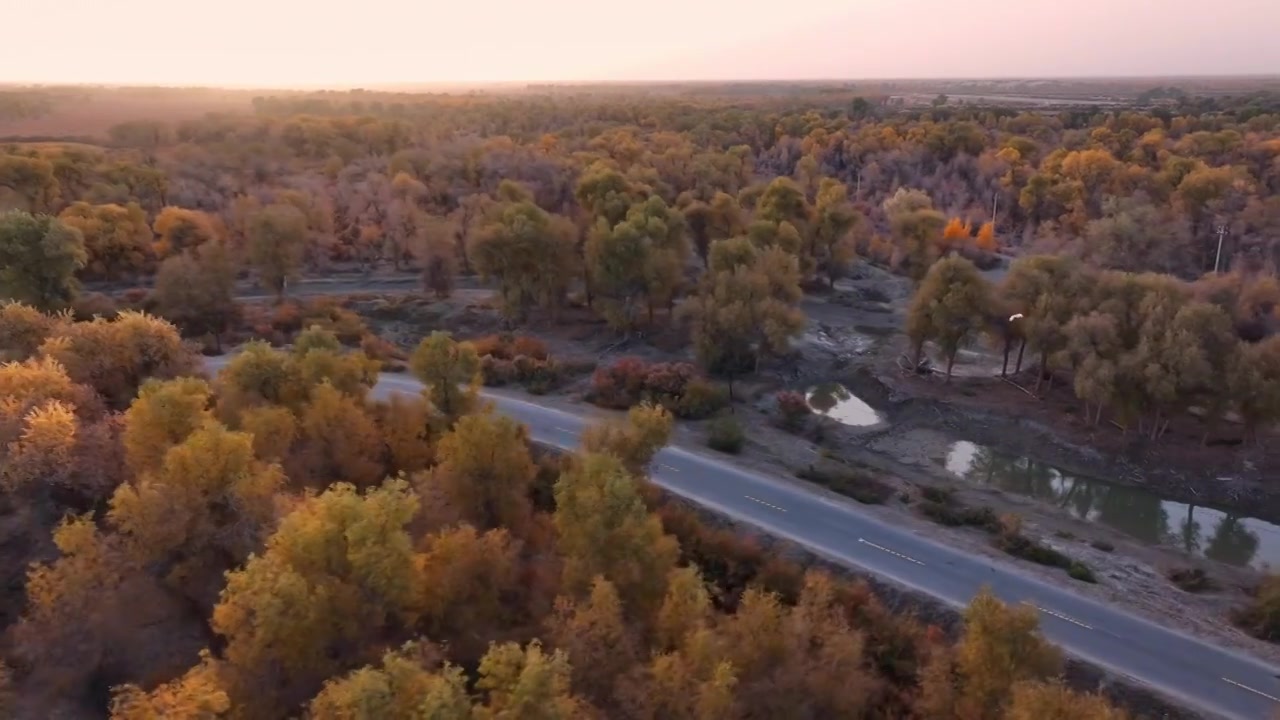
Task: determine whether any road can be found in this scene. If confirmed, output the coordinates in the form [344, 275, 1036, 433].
[204, 357, 1280, 720]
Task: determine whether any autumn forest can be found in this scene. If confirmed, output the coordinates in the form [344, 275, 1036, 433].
[2, 81, 1280, 718]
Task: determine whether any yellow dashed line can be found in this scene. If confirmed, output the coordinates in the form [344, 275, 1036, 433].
[1033, 606, 1094, 630]
[858, 538, 925, 566]
[744, 495, 787, 513]
[1222, 677, 1280, 703]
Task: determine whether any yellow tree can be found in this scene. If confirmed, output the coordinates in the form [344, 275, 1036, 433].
[1002, 681, 1128, 720]
[58, 201, 154, 280]
[38, 310, 199, 409]
[976, 221, 997, 251]
[0, 301, 57, 361]
[410, 331, 481, 422]
[955, 588, 1062, 720]
[547, 577, 639, 707]
[109, 651, 231, 720]
[941, 217, 972, 251]
[474, 641, 589, 720]
[152, 206, 222, 259]
[580, 402, 673, 475]
[110, 421, 282, 604]
[295, 381, 385, 487]
[431, 411, 536, 531]
[211, 480, 421, 713]
[416, 525, 521, 662]
[307, 642, 470, 720]
[553, 453, 678, 619]
[121, 377, 213, 476]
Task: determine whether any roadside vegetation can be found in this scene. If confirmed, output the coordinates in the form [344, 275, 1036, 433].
[0, 305, 1127, 718]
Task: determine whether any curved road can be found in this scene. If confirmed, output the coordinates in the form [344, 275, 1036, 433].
[205, 358, 1280, 719]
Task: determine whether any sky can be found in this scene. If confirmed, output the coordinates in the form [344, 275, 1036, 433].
[3, 0, 1278, 87]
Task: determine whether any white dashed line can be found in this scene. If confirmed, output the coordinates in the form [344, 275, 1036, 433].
[1033, 606, 1094, 630]
[659, 464, 679, 473]
[553, 426, 576, 435]
[858, 538, 925, 566]
[1222, 677, 1280, 703]
[744, 495, 787, 512]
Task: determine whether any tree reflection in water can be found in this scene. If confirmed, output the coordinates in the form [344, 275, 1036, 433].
[943, 441, 1264, 568]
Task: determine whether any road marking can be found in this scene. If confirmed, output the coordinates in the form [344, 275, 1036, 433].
[744, 495, 787, 512]
[1034, 606, 1093, 630]
[553, 426, 577, 435]
[1222, 677, 1280, 703]
[659, 464, 679, 473]
[858, 538, 925, 566]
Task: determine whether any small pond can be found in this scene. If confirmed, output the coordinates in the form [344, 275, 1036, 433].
[806, 383, 883, 427]
[945, 441, 1280, 570]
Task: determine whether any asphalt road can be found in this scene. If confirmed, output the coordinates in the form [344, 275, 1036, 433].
[204, 358, 1280, 720]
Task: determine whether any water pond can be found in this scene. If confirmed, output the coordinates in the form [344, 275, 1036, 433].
[806, 383, 883, 427]
[945, 441, 1280, 570]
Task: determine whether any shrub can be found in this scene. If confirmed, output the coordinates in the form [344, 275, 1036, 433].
[270, 301, 304, 335]
[775, 391, 811, 430]
[1167, 567, 1215, 593]
[511, 335, 549, 361]
[918, 501, 1000, 531]
[1090, 539, 1115, 552]
[919, 486, 954, 504]
[796, 463, 894, 505]
[1233, 575, 1280, 642]
[480, 355, 518, 386]
[707, 416, 745, 454]
[675, 377, 729, 420]
[1067, 562, 1097, 583]
[588, 357, 710, 412]
[470, 334, 509, 359]
[72, 292, 120, 321]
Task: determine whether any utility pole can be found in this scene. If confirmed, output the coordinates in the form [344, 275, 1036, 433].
[991, 193, 999, 226]
[1214, 224, 1228, 273]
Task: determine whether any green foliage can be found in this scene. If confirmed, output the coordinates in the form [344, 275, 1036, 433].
[0, 210, 86, 310]
[705, 415, 745, 454]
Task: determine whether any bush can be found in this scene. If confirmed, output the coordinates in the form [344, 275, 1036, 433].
[675, 378, 729, 420]
[919, 486, 954, 504]
[1067, 562, 1097, 583]
[1090, 539, 1115, 553]
[511, 335, 549, 361]
[588, 357, 714, 413]
[918, 501, 1000, 531]
[796, 463, 894, 505]
[994, 531, 1072, 569]
[480, 355, 519, 386]
[706, 416, 745, 454]
[1167, 567, 1214, 593]
[1233, 575, 1280, 642]
[470, 334, 510, 359]
[72, 291, 120, 321]
[775, 391, 811, 430]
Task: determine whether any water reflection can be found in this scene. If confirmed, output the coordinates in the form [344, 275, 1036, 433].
[944, 441, 1279, 570]
[806, 383, 883, 427]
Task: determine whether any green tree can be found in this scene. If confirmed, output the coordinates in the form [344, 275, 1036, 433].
[57, 201, 153, 281]
[554, 453, 678, 619]
[410, 331, 482, 422]
[883, 188, 946, 282]
[905, 255, 991, 380]
[0, 210, 86, 311]
[474, 641, 588, 720]
[153, 239, 239, 351]
[811, 178, 861, 287]
[470, 201, 577, 322]
[247, 203, 308, 301]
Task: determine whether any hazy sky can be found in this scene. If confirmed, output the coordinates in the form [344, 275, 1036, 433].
[5, 0, 1278, 87]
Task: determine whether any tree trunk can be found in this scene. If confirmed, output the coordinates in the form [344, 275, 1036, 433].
[1015, 339, 1027, 373]
[1033, 352, 1048, 393]
[945, 353, 956, 382]
[1001, 336, 1011, 377]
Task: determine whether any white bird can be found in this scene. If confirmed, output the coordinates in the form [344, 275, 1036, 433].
[1009, 313, 1024, 322]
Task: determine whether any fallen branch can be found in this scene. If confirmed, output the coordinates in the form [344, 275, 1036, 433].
[1000, 376, 1038, 398]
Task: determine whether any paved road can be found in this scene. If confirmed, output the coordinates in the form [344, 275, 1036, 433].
[204, 358, 1280, 720]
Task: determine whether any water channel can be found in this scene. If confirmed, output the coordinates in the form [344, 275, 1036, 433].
[945, 440, 1280, 570]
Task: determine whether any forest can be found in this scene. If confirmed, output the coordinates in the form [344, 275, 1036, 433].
[0, 307, 1126, 719]
[3, 81, 1280, 716]
[2, 84, 1280, 444]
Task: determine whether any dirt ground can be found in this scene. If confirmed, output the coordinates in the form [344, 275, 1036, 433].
[325, 262, 1280, 665]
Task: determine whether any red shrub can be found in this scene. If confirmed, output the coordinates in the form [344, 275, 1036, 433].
[511, 335, 549, 361]
[470, 334, 509, 360]
[775, 391, 812, 430]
